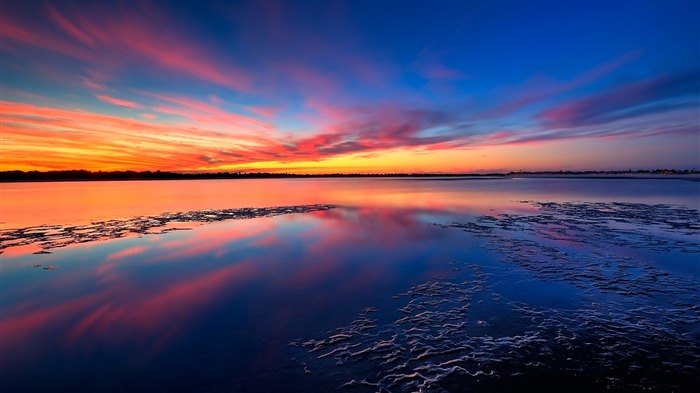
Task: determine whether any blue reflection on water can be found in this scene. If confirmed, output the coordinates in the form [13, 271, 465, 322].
[1, 179, 699, 392]
[2, 207, 485, 392]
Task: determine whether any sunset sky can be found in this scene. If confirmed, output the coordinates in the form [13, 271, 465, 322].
[1, 0, 698, 173]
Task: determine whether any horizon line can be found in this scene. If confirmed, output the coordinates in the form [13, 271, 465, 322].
[2, 168, 699, 183]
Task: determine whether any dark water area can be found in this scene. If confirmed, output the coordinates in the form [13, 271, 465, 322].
[1, 178, 698, 392]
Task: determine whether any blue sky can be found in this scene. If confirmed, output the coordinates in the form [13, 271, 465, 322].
[1, 0, 698, 172]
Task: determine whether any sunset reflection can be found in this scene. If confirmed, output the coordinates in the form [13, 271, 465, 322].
[0, 207, 463, 373]
[2, 178, 698, 392]
[5, 177, 696, 229]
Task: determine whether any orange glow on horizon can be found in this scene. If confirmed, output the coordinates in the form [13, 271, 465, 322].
[2, 99, 697, 174]
[1, 1, 698, 176]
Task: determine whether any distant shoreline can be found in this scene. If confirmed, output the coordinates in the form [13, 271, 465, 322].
[509, 174, 700, 181]
[1, 169, 699, 183]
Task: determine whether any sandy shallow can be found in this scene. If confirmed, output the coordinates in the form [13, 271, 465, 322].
[290, 201, 700, 392]
[0, 204, 337, 254]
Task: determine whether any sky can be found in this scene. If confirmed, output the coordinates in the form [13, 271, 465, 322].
[1, 0, 698, 174]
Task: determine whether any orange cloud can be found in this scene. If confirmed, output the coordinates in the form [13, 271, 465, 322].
[0, 101, 266, 171]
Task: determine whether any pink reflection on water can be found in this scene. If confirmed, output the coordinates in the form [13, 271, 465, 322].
[151, 220, 274, 262]
[70, 261, 262, 355]
[275, 207, 451, 300]
[3, 178, 700, 231]
[1, 178, 528, 229]
[1, 206, 455, 363]
[106, 245, 147, 261]
[3, 290, 117, 352]
[3, 258, 263, 359]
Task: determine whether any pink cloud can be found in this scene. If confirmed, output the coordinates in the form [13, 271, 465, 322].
[421, 63, 469, 80]
[480, 50, 644, 118]
[1, 3, 254, 92]
[80, 69, 112, 91]
[242, 105, 282, 118]
[45, 3, 98, 48]
[208, 95, 224, 105]
[0, 11, 94, 62]
[5, 86, 692, 173]
[304, 98, 357, 124]
[272, 62, 341, 98]
[96, 94, 140, 108]
[0, 88, 48, 103]
[81, 78, 107, 91]
[243, 0, 393, 90]
[146, 93, 274, 132]
[537, 69, 698, 128]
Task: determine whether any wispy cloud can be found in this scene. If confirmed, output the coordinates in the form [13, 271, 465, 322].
[96, 95, 140, 108]
[479, 51, 645, 118]
[3, 85, 697, 172]
[145, 93, 274, 133]
[0, 101, 257, 171]
[1, 2, 253, 91]
[1, 1, 697, 172]
[537, 69, 699, 128]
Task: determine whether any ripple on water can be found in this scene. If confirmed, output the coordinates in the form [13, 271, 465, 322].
[292, 201, 700, 392]
[0, 204, 338, 253]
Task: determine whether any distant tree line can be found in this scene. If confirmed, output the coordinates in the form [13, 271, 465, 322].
[0, 170, 498, 182]
[506, 169, 699, 176]
[0, 169, 697, 182]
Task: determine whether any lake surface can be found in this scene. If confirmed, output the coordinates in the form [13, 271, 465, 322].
[1, 178, 699, 392]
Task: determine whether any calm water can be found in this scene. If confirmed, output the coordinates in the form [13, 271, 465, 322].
[1, 178, 699, 392]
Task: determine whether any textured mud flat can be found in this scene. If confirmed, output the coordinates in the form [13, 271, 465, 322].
[292, 201, 700, 392]
[0, 204, 337, 253]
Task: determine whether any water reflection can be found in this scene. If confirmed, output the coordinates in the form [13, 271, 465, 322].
[1, 179, 698, 392]
[2, 178, 698, 228]
[1, 207, 472, 392]
[294, 201, 700, 392]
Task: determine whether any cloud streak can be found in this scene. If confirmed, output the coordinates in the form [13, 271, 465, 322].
[96, 95, 140, 108]
[2, 68, 698, 173]
[1, 1, 697, 172]
[537, 70, 700, 128]
[1, 2, 253, 91]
